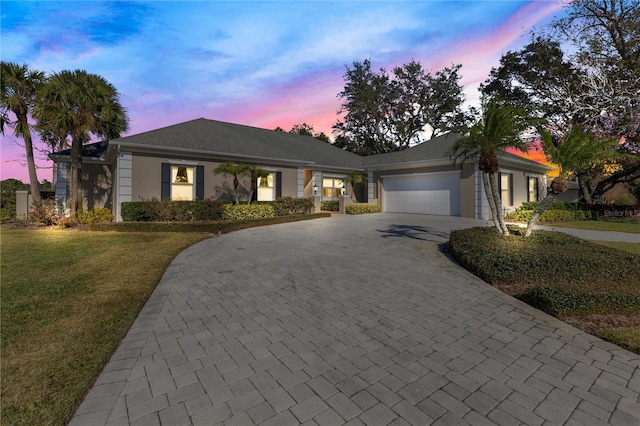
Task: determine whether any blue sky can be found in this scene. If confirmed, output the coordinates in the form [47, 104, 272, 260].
[1, 1, 566, 181]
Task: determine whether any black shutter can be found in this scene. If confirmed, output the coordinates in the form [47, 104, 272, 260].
[275, 171, 282, 198]
[196, 166, 204, 200]
[161, 163, 171, 200]
[251, 182, 258, 203]
[509, 174, 514, 206]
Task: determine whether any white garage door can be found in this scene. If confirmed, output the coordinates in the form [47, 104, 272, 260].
[382, 172, 460, 216]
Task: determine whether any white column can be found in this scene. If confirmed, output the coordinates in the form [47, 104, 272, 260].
[116, 151, 133, 221]
[297, 167, 305, 198]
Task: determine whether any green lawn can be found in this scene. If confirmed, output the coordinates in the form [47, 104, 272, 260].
[1, 229, 208, 425]
[1, 214, 330, 425]
[591, 241, 640, 256]
[546, 218, 640, 234]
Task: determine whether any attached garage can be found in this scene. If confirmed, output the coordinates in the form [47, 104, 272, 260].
[382, 171, 460, 216]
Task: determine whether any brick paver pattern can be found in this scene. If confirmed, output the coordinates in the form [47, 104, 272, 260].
[71, 214, 640, 425]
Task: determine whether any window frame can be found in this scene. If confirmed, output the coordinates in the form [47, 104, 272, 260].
[322, 177, 344, 200]
[527, 176, 539, 202]
[498, 172, 513, 207]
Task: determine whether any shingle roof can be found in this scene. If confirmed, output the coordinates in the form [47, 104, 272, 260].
[52, 140, 110, 159]
[53, 118, 549, 172]
[111, 118, 364, 169]
[361, 133, 463, 167]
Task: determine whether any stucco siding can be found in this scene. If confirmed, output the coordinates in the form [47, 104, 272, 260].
[459, 163, 476, 219]
[279, 166, 299, 197]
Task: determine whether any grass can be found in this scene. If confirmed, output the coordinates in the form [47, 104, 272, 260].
[545, 218, 640, 234]
[596, 326, 640, 354]
[1, 213, 330, 425]
[591, 241, 640, 256]
[1, 229, 208, 425]
[449, 227, 640, 353]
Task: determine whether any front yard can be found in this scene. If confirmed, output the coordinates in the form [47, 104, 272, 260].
[449, 226, 640, 354]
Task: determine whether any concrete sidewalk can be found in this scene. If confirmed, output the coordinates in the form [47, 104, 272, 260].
[531, 224, 639, 243]
[71, 214, 640, 425]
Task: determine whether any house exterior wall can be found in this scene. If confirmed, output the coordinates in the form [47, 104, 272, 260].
[54, 162, 113, 214]
[82, 163, 113, 210]
[459, 163, 476, 219]
[499, 166, 546, 214]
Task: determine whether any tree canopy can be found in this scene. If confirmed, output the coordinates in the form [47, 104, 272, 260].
[35, 70, 129, 215]
[1, 62, 47, 205]
[482, 0, 639, 202]
[333, 59, 469, 155]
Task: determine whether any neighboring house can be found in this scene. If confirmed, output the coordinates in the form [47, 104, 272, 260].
[49, 118, 551, 221]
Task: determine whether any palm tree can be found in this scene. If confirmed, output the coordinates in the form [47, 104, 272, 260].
[449, 98, 532, 235]
[214, 162, 250, 205]
[35, 70, 128, 216]
[340, 171, 367, 201]
[523, 126, 620, 237]
[1, 62, 47, 205]
[246, 165, 269, 204]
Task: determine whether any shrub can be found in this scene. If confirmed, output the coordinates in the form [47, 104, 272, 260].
[519, 201, 582, 211]
[76, 208, 114, 224]
[120, 199, 225, 222]
[221, 204, 274, 220]
[28, 198, 59, 226]
[519, 287, 640, 317]
[271, 197, 313, 216]
[321, 201, 339, 211]
[345, 204, 381, 214]
[506, 209, 591, 222]
[448, 226, 640, 290]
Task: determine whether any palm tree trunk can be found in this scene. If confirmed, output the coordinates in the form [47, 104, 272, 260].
[577, 173, 593, 204]
[524, 192, 557, 237]
[69, 138, 81, 216]
[19, 115, 42, 206]
[482, 171, 501, 232]
[488, 172, 509, 235]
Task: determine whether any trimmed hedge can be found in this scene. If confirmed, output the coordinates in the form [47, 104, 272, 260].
[120, 199, 225, 222]
[506, 209, 592, 222]
[221, 204, 274, 220]
[345, 204, 381, 214]
[519, 287, 640, 317]
[321, 201, 339, 211]
[448, 227, 640, 317]
[76, 208, 114, 224]
[271, 197, 313, 216]
[519, 201, 583, 211]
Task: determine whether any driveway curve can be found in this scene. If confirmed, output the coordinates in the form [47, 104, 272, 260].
[72, 213, 640, 425]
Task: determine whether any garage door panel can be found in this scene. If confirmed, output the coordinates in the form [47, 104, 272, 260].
[382, 173, 460, 216]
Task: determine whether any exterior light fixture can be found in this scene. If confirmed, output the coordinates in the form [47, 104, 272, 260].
[313, 184, 318, 195]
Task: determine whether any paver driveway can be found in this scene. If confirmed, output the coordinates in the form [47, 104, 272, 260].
[72, 214, 640, 425]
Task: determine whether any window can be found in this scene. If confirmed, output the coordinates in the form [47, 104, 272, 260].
[171, 166, 194, 200]
[498, 173, 513, 206]
[528, 177, 539, 202]
[322, 177, 344, 199]
[257, 173, 275, 201]
[162, 164, 204, 201]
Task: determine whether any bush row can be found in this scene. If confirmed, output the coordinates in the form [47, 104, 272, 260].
[506, 209, 593, 222]
[345, 204, 381, 214]
[519, 201, 583, 211]
[222, 204, 274, 220]
[120, 197, 313, 222]
[519, 287, 640, 317]
[321, 201, 339, 211]
[121, 199, 225, 222]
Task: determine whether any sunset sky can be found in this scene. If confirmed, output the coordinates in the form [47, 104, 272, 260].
[1, 0, 566, 182]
